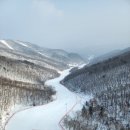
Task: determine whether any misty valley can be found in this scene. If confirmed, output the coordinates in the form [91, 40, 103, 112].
[0, 0, 129, 130]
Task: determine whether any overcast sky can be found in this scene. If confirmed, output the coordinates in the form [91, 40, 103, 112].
[0, 0, 130, 58]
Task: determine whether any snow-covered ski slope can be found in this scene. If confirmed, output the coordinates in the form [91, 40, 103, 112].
[5, 68, 91, 130]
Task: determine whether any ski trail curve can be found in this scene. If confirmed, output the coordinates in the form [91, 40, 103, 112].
[5, 68, 81, 130]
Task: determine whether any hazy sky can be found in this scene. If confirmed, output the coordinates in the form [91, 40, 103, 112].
[0, 0, 130, 58]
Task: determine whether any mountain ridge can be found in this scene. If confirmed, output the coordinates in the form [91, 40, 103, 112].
[0, 39, 85, 68]
[62, 46, 130, 129]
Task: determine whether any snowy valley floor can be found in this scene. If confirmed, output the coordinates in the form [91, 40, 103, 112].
[5, 68, 91, 130]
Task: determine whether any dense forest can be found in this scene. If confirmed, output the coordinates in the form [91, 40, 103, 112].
[63, 50, 130, 130]
[0, 55, 59, 83]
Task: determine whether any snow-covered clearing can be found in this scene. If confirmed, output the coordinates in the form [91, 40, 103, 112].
[0, 40, 14, 50]
[5, 68, 91, 130]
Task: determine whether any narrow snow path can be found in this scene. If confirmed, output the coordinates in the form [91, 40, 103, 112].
[5, 68, 91, 130]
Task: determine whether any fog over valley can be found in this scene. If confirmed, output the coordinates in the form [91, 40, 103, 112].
[0, 0, 130, 58]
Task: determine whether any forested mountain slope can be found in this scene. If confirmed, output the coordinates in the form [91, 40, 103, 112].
[0, 40, 85, 129]
[90, 47, 130, 65]
[63, 48, 130, 130]
[0, 55, 59, 83]
[0, 54, 58, 129]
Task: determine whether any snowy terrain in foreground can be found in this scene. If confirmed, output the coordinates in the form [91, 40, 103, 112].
[5, 68, 91, 130]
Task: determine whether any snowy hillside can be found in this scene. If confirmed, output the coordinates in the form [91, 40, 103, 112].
[0, 40, 86, 130]
[2, 39, 130, 130]
[3, 68, 91, 130]
[0, 54, 58, 129]
[63, 48, 130, 130]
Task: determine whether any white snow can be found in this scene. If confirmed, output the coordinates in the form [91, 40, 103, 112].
[5, 68, 91, 130]
[15, 41, 28, 47]
[0, 40, 14, 50]
[78, 63, 86, 69]
[68, 63, 79, 67]
[38, 52, 50, 58]
[88, 55, 95, 61]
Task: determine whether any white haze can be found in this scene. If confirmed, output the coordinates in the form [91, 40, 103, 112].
[0, 0, 130, 58]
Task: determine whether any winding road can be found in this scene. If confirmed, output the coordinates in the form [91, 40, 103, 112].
[5, 68, 90, 130]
